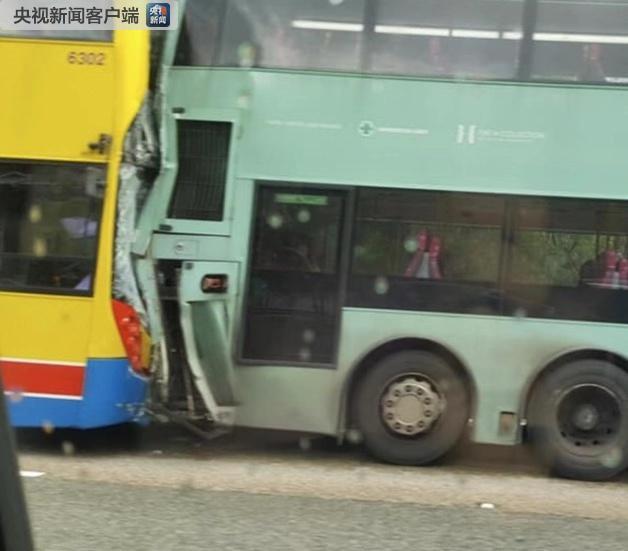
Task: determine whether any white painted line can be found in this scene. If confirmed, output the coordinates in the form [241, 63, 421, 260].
[20, 470, 46, 478]
[3, 391, 83, 401]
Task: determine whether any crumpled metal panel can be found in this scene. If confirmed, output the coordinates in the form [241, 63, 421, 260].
[113, 100, 158, 323]
[114, 162, 146, 320]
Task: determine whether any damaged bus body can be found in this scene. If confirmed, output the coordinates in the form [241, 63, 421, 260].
[134, 0, 628, 481]
[0, 28, 154, 428]
[6, 0, 628, 483]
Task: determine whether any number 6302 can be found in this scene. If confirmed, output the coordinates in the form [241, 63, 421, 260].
[67, 52, 106, 65]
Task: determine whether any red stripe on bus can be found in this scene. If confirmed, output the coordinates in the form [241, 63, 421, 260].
[0, 360, 84, 397]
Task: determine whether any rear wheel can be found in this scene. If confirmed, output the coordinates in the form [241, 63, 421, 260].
[353, 350, 470, 465]
[527, 359, 628, 481]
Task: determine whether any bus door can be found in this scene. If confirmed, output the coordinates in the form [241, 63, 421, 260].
[177, 261, 239, 425]
[240, 186, 349, 366]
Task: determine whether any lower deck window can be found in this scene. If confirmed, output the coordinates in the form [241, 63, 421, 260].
[0, 161, 105, 295]
[349, 187, 628, 324]
[349, 188, 505, 315]
[506, 197, 628, 323]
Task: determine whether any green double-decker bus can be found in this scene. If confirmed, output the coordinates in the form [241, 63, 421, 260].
[135, 0, 628, 481]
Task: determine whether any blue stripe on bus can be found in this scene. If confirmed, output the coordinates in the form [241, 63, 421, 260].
[7, 358, 149, 429]
[7, 396, 83, 428]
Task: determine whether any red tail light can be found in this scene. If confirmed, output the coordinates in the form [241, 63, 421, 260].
[112, 300, 148, 376]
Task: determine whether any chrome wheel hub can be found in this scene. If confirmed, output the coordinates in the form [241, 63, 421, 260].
[381, 377, 444, 436]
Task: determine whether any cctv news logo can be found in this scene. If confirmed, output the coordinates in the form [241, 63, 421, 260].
[146, 2, 169, 27]
[2, 1, 179, 31]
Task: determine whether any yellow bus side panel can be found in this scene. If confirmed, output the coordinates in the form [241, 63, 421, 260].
[88, 29, 150, 359]
[0, 293, 92, 363]
[0, 39, 114, 162]
[0, 31, 149, 364]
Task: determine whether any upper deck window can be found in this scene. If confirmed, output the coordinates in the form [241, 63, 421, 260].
[175, 0, 628, 86]
[370, 0, 524, 80]
[176, 0, 365, 71]
[530, 0, 628, 84]
[0, 30, 112, 41]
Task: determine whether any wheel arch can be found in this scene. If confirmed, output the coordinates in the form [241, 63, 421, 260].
[338, 337, 478, 436]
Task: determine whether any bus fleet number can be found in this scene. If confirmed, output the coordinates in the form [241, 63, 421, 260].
[67, 52, 106, 65]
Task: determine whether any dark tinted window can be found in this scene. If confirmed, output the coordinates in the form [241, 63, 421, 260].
[349, 188, 505, 315]
[243, 186, 346, 363]
[174, 0, 628, 86]
[174, 0, 225, 66]
[0, 161, 105, 295]
[531, 0, 628, 84]
[349, 189, 628, 323]
[177, 0, 365, 71]
[506, 197, 628, 322]
[370, 0, 524, 80]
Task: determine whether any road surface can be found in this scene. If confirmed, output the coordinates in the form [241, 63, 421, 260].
[16, 427, 628, 550]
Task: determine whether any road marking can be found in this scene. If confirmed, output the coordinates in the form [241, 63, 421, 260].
[20, 470, 46, 478]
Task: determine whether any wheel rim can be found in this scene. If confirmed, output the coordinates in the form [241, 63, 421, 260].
[556, 383, 622, 454]
[380, 374, 446, 437]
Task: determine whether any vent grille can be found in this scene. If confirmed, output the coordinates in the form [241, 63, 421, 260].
[168, 120, 231, 221]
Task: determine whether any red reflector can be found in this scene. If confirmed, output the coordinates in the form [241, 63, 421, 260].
[112, 300, 148, 376]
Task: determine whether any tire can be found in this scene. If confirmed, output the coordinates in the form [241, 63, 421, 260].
[353, 349, 470, 466]
[527, 359, 628, 481]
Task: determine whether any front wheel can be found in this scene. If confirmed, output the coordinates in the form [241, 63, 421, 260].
[527, 359, 628, 481]
[353, 350, 470, 466]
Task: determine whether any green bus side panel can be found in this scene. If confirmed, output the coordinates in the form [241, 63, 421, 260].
[234, 366, 342, 434]
[225, 307, 628, 443]
[153, 69, 628, 442]
[166, 69, 628, 199]
[338, 309, 628, 445]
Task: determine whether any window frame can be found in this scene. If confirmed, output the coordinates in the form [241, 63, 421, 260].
[0, 159, 106, 297]
[349, 186, 509, 316]
[160, 111, 239, 237]
[167, 119, 233, 222]
[238, 180, 354, 368]
[347, 185, 628, 324]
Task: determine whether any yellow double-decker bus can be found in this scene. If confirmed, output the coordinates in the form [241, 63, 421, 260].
[0, 27, 152, 428]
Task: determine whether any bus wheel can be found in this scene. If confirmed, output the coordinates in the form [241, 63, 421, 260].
[353, 350, 470, 466]
[527, 359, 628, 481]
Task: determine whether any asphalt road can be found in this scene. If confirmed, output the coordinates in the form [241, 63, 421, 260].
[22, 478, 628, 551]
[16, 426, 628, 551]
